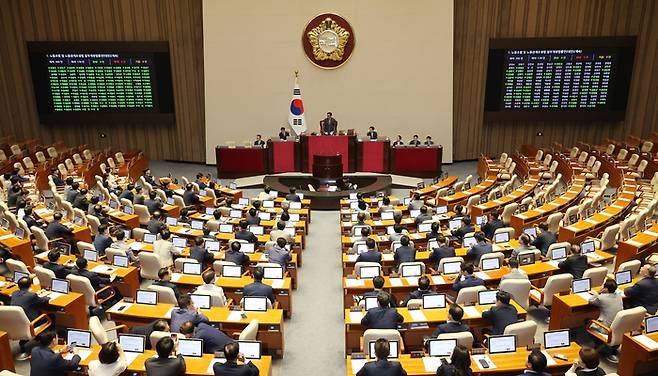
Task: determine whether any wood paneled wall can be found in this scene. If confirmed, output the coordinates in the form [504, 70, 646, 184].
[0, 0, 205, 162]
[453, 0, 658, 161]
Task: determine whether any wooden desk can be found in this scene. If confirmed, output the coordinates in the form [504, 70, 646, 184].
[0, 331, 14, 372]
[616, 223, 658, 269]
[33, 205, 93, 242]
[0, 227, 34, 266]
[435, 176, 497, 210]
[58, 344, 272, 375]
[411, 176, 458, 198]
[470, 176, 540, 221]
[343, 303, 527, 354]
[107, 303, 285, 357]
[618, 332, 658, 376]
[346, 344, 580, 375]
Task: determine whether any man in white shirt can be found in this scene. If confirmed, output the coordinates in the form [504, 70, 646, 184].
[153, 230, 181, 268]
[501, 257, 528, 281]
[257, 186, 277, 201]
[194, 270, 226, 306]
[269, 221, 293, 244]
[87, 341, 127, 376]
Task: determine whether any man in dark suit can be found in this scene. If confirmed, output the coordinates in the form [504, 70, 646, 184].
[144, 191, 164, 214]
[145, 337, 186, 376]
[452, 263, 485, 292]
[243, 267, 275, 304]
[65, 182, 80, 203]
[361, 292, 404, 329]
[44, 250, 71, 279]
[467, 231, 492, 266]
[624, 264, 658, 314]
[130, 320, 170, 349]
[356, 238, 382, 263]
[180, 321, 232, 355]
[133, 186, 145, 205]
[321, 111, 338, 135]
[558, 244, 588, 279]
[531, 222, 557, 255]
[394, 236, 416, 265]
[153, 268, 181, 301]
[515, 350, 550, 376]
[225, 241, 250, 267]
[367, 126, 378, 140]
[402, 276, 433, 306]
[414, 206, 433, 225]
[235, 220, 257, 243]
[72, 257, 112, 291]
[183, 184, 200, 206]
[30, 330, 81, 376]
[482, 291, 518, 335]
[11, 276, 50, 321]
[23, 205, 41, 229]
[362, 276, 396, 307]
[481, 209, 504, 240]
[189, 237, 213, 269]
[93, 224, 113, 256]
[356, 338, 407, 376]
[213, 341, 259, 376]
[253, 134, 266, 148]
[409, 135, 421, 146]
[72, 188, 90, 211]
[285, 187, 301, 202]
[431, 304, 470, 337]
[451, 216, 474, 240]
[428, 235, 455, 268]
[278, 127, 290, 141]
[147, 211, 167, 235]
[45, 212, 74, 240]
[50, 168, 65, 187]
[246, 208, 261, 225]
[118, 184, 135, 202]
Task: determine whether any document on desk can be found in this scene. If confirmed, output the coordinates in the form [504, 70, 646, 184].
[474, 271, 490, 280]
[547, 260, 561, 268]
[541, 351, 557, 365]
[389, 278, 403, 287]
[646, 231, 658, 237]
[422, 357, 443, 372]
[584, 218, 598, 225]
[270, 279, 284, 289]
[226, 311, 244, 322]
[0, 234, 13, 240]
[576, 292, 593, 301]
[345, 279, 365, 287]
[125, 351, 142, 366]
[347, 255, 357, 262]
[382, 253, 394, 261]
[65, 349, 92, 361]
[535, 208, 546, 213]
[91, 265, 115, 274]
[626, 239, 644, 247]
[409, 310, 427, 322]
[170, 273, 183, 282]
[207, 358, 227, 372]
[35, 250, 49, 259]
[46, 292, 65, 301]
[633, 335, 658, 350]
[351, 359, 368, 373]
[472, 354, 496, 369]
[349, 311, 364, 323]
[410, 233, 424, 240]
[463, 306, 481, 318]
[373, 221, 384, 226]
[129, 242, 144, 251]
[431, 276, 446, 285]
[405, 277, 419, 286]
[587, 253, 603, 261]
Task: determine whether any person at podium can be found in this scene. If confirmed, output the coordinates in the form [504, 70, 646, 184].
[320, 111, 338, 135]
[367, 126, 378, 140]
[279, 127, 291, 140]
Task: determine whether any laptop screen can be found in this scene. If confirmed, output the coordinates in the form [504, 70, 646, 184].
[263, 200, 274, 208]
[113, 255, 129, 268]
[172, 237, 187, 248]
[436, 206, 448, 215]
[219, 224, 233, 233]
[427, 239, 438, 250]
[551, 246, 567, 260]
[463, 236, 477, 248]
[581, 240, 595, 254]
[229, 182, 237, 190]
[356, 243, 368, 254]
[249, 226, 264, 235]
[243, 296, 268, 312]
[51, 278, 70, 294]
[123, 206, 134, 215]
[423, 293, 447, 309]
[238, 198, 250, 206]
[73, 216, 84, 226]
[645, 315, 658, 334]
[263, 266, 284, 279]
[478, 290, 498, 305]
[165, 216, 178, 226]
[410, 209, 421, 218]
[14, 227, 25, 239]
[258, 212, 271, 220]
[183, 262, 202, 275]
[290, 202, 302, 209]
[143, 233, 156, 244]
[13, 271, 28, 283]
[519, 252, 535, 266]
[166, 197, 175, 205]
[476, 215, 488, 226]
[364, 296, 378, 311]
[118, 334, 145, 353]
[230, 210, 242, 218]
[368, 340, 399, 359]
[359, 266, 380, 279]
[177, 338, 203, 357]
[428, 339, 457, 357]
[205, 240, 220, 251]
[614, 270, 632, 285]
[67, 329, 92, 348]
[381, 212, 394, 220]
[191, 220, 204, 230]
[240, 243, 255, 254]
[135, 289, 158, 305]
[448, 219, 462, 230]
[481, 257, 500, 271]
[488, 335, 517, 354]
[109, 200, 118, 209]
[190, 294, 211, 310]
[401, 264, 422, 277]
[544, 329, 570, 349]
[238, 340, 262, 359]
[205, 207, 216, 215]
[83, 249, 98, 262]
[418, 223, 432, 233]
[222, 265, 242, 278]
[523, 227, 537, 237]
[572, 278, 591, 293]
[443, 261, 461, 275]
[494, 232, 510, 244]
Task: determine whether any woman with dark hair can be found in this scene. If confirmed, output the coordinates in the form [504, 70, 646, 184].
[88, 341, 127, 376]
[436, 345, 473, 376]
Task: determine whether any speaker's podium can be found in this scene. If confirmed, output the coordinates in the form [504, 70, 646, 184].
[300, 133, 357, 173]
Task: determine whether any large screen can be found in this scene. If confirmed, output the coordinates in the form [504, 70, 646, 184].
[27, 41, 174, 123]
[484, 37, 635, 121]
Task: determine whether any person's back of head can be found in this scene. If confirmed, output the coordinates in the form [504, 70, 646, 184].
[230, 241, 241, 252]
[377, 291, 390, 308]
[420, 206, 428, 214]
[579, 346, 600, 369]
[462, 263, 474, 275]
[153, 320, 169, 332]
[213, 209, 221, 220]
[160, 230, 171, 240]
[647, 265, 657, 278]
[149, 191, 157, 200]
[538, 222, 549, 232]
[603, 278, 617, 293]
[373, 276, 385, 289]
[374, 338, 390, 360]
[383, 197, 390, 206]
[180, 208, 189, 218]
[114, 229, 126, 241]
[360, 227, 371, 238]
[248, 208, 257, 217]
[195, 237, 204, 246]
[239, 220, 249, 230]
[508, 257, 519, 269]
[414, 193, 421, 201]
[519, 233, 530, 246]
[17, 276, 31, 290]
[153, 210, 162, 219]
[437, 234, 447, 246]
[53, 212, 63, 221]
[431, 222, 440, 233]
[393, 224, 403, 234]
[462, 217, 472, 226]
[357, 212, 366, 223]
[37, 329, 57, 347]
[418, 275, 430, 290]
[449, 345, 472, 374]
[448, 304, 464, 322]
[179, 321, 195, 337]
[253, 266, 264, 281]
[224, 341, 240, 362]
[47, 250, 61, 262]
[276, 237, 287, 248]
[490, 209, 500, 220]
[496, 290, 511, 305]
[158, 267, 170, 280]
[277, 221, 286, 230]
[202, 270, 215, 284]
[400, 235, 409, 247]
[178, 294, 192, 309]
[365, 238, 376, 250]
[98, 341, 120, 364]
[76, 257, 88, 270]
[527, 349, 547, 373]
[571, 244, 581, 255]
[474, 231, 486, 243]
[155, 337, 175, 358]
[454, 205, 463, 215]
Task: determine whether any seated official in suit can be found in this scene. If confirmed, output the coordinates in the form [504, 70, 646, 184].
[516, 349, 550, 376]
[558, 244, 588, 279]
[244, 267, 275, 305]
[392, 135, 404, 146]
[394, 236, 416, 265]
[178, 208, 192, 225]
[213, 341, 259, 376]
[72, 257, 112, 291]
[361, 292, 404, 329]
[45, 250, 71, 279]
[378, 196, 394, 213]
[93, 224, 113, 257]
[195, 173, 208, 191]
[356, 238, 382, 263]
[452, 263, 485, 292]
[87, 341, 128, 376]
[409, 134, 421, 146]
[285, 187, 301, 202]
[428, 222, 442, 239]
[23, 205, 42, 229]
[510, 233, 536, 259]
[170, 294, 210, 333]
[72, 188, 90, 211]
[246, 208, 260, 226]
[481, 209, 504, 240]
[564, 346, 606, 376]
[30, 330, 81, 376]
[253, 134, 265, 148]
[482, 291, 518, 336]
[388, 224, 407, 242]
[189, 237, 213, 269]
[624, 264, 658, 314]
[65, 182, 80, 203]
[154, 231, 182, 268]
[467, 232, 492, 266]
[235, 220, 258, 244]
[153, 268, 182, 301]
[451, 217, 474, 240]
[225, 241, 251, 267]
[450, 205, 465, 220]
[111, 229, 138, 263]
[356, 338, 407, 376]
[145, 191, 164, 214]
[134, 186, 146, 205]
[278, 127, 290, 141]
[423, 135, 434, 146]
[45, 212, 74, 240]
[119, 184, 135, 202]
[366, 126, 378, 140]
[351, 212, 372, 236]
[265, 237, 292, 268]
[415, 206, 433, 225]
[320, 111, 338, 135]
[362, 276, 396, 307]
[402, 276, 433, 306]
[531, 222, 557, 255]
[145, 337, 186, 376]
[270, 221, 294, 244]
[428, 235, 455, 268]
[183, 184, 200, 206]
[130, 320, 170, 349]
[432, 304, 470, 337]
[11, 276, 50, 326]
[195, 270, 227, 303]
[180, 321, 232, 354]
[409, 193, 425, 211]
[501, 257, 528, 281]
[147, 211, 167, 234]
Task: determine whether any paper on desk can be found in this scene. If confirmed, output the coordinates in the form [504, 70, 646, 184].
[389, 278, 403, 287]
[409, 310, 427, 321]
[0, 234, 13, 241]
[535, 208, 546, 214]
[170, 273, 183, 282]
[646, 231, 658, 237]
[587, 253, 603, 261]
[422, 357, 443, 372]
[410, 233, 424, 240]
[130, 242, 144, 251]
[626, 239, 644, 247]
[584, 219, 598, 225]
[164, 307, 176, 319]
[463, 306, 481, 318]
[345, 279, 365, 287]
[269, 279, 284, 289]
[373, 221, 384, 226]
[226, 311, 244, 322]
[576, 292, 593, 301]
[47, 292, 65, 301]
[382, 254, 394, 261]
[207, 358, 227, 372]
[349, 311, 364, 323]
[108, 302, 133, 313]
[405, 277, 419, 286]
[65, 349, 92, 361]
[124, 352, 141, 366]
[351, 359, 368, 373]
[547, 260, 561, 268]
[472, 354, 496, 370]
[0, 281, 7, 288]
[541, 351, 557, 366]
[633, 335, 658, 350]
[91, 265, 115, 274]
[347, 255, 357, 262]
[36, 250, 49, 259]
[474, 272, 490, 280]
[431, 276, 446, 284]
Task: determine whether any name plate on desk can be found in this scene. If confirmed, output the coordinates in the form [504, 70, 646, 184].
[633, 335, 658, 350]
[345, 279, 365, 287]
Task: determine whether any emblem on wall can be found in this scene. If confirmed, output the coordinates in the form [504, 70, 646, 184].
[302, 13, 355, 69]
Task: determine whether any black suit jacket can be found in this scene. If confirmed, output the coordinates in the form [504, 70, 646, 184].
[531, 231, 557, 254]
[23, 214, 40, 229]
[44, 261, 71, 279]
[356, 250, 382, 263]
[30, 346, 81, 376]
[235, 230, 257, 244]
[224, 250, 250, 267]
[243, 281, 275, 304]
[72, 195, 89, 211]
[482, 304, 518, 335]
[481, 219, 504, 240]
[11, 289, 50, 321]
[361, 306, 404, 329]
[213, 361, 259, 376]
[356, 360, 407, 376]
[624, 277, 658, 314]
[558, 255, 588, 279]
[45, 221, 73, 240]
[190, 245, 213, 268]
[153, 280, 181, 301]
[428, 246, 455, 267]
[183, 190, 200, 206]
[144, 354, 186, 376]
[451, 225, 475, 239]
[431, 321, 470, 337]
[119, 189, 134, 202]
[394, 246, 416, 264]
[145, 199, 164, 214]
[147, 219, 167, 235]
